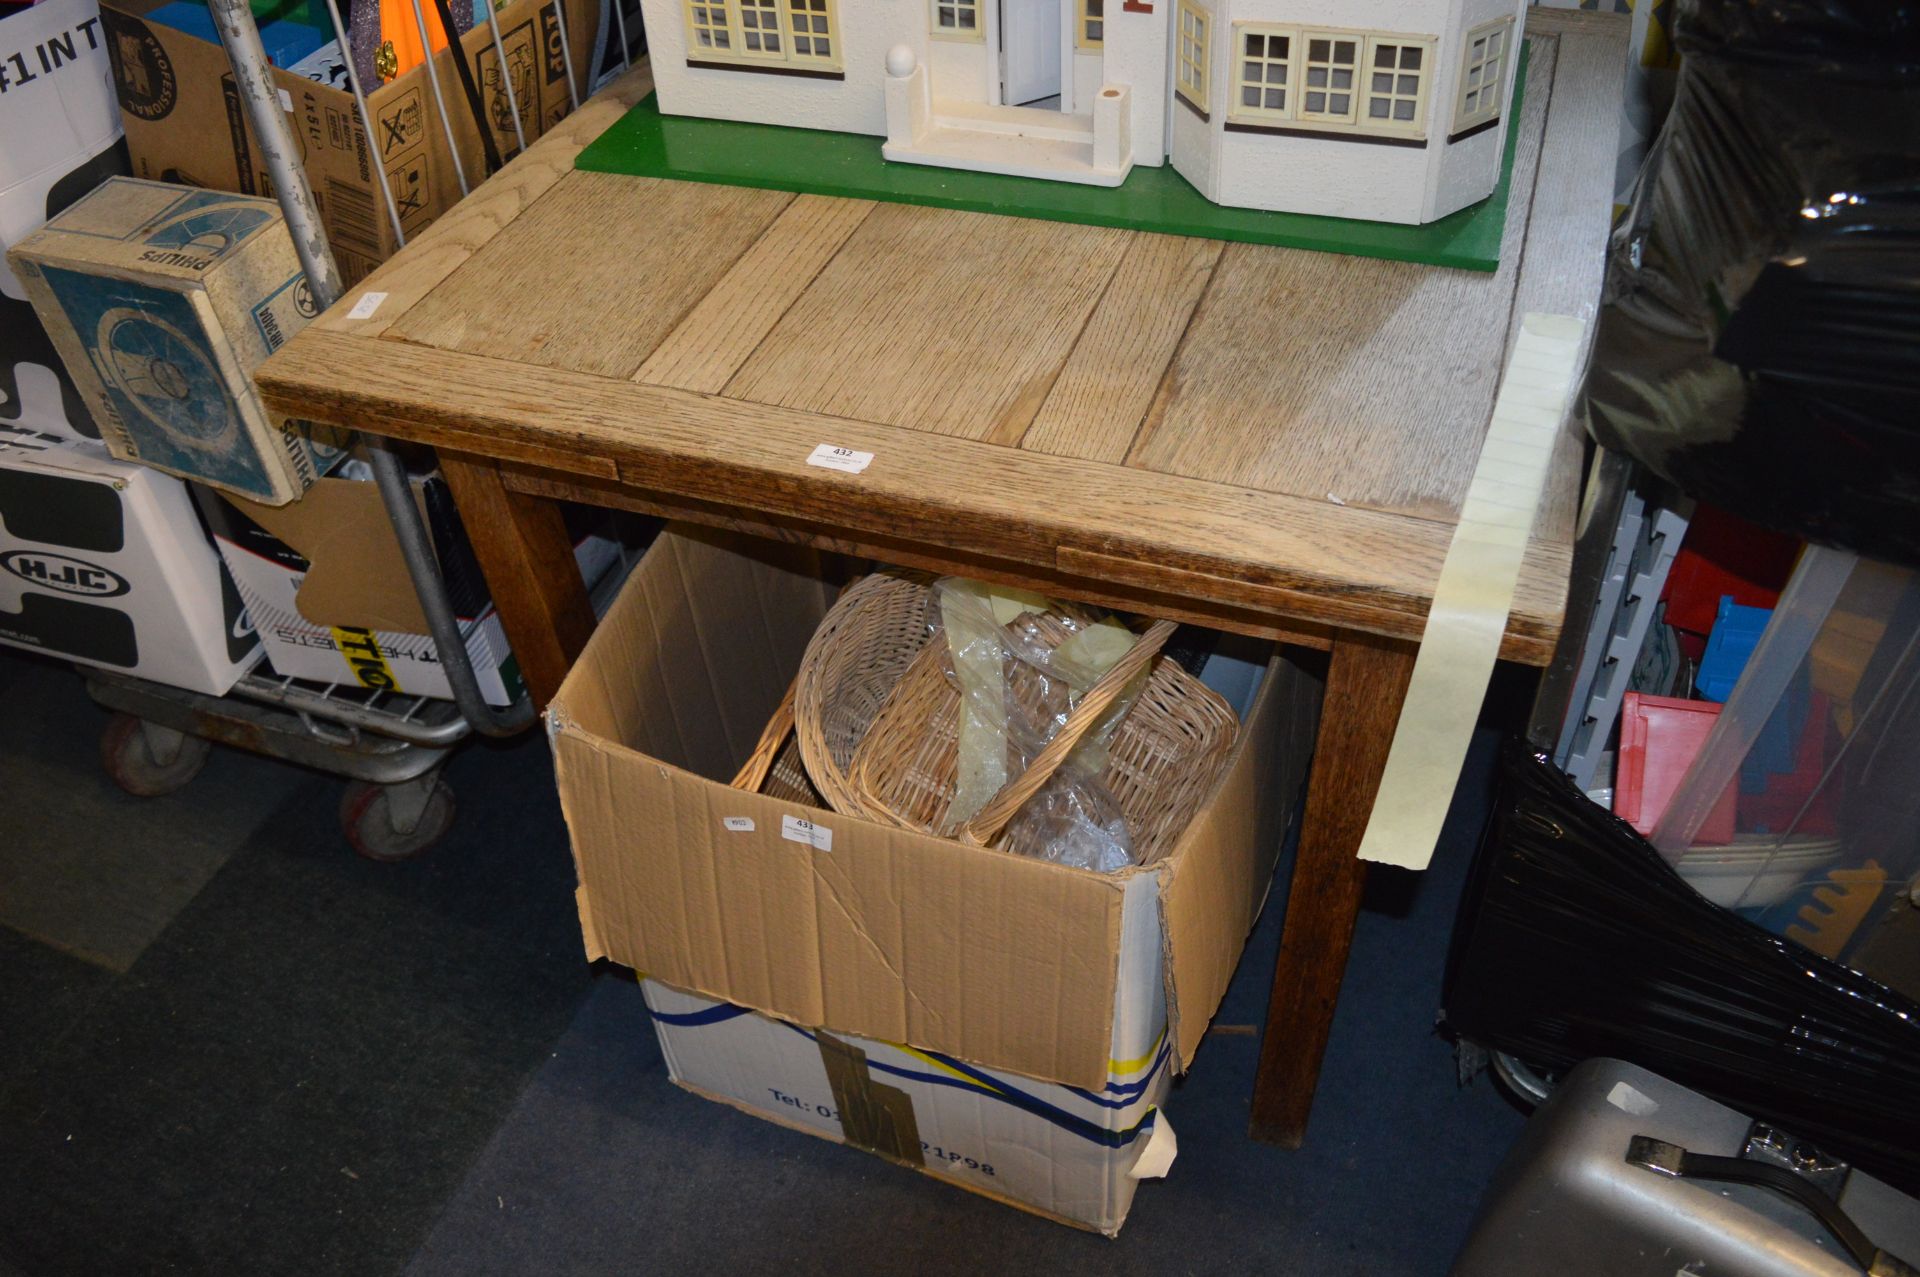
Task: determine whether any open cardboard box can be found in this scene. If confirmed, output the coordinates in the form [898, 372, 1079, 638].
[548, 526, 1323, 1231]
[200, 469, 628, 702]
[98, 0, 599, 283]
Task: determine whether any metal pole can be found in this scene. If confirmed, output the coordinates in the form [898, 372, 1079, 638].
[610, 0, 632, 70]
[207, 0, 345, 301]
[366, 439, 536, 734]
[408, 0, 474, 196]
[212, 0, 534, 737]
[320, 0, 408, 247]
[483, 0, 529, 155]
[548, 0, 582, 109]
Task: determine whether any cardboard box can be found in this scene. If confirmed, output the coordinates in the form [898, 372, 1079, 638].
[200, 471, 627, 703]
[98, 0, 599, 284]
[548, 527, 1324, 1231]
[7, 177, 345, 504]
[0, 425, 261, 694]
[641, 977, 1177, 1233]
[1, 0, 130, 443]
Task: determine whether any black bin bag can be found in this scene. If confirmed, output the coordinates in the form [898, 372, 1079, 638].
[1583, 0, 1920, 567]
[1443, 745, 1920, 1198]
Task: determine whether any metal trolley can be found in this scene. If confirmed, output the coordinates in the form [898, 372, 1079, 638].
[89, 668, 469, 859]
[86, 0, 640, 857]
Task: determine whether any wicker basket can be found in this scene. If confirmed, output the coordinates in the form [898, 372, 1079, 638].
[731, 679, 822, 805]
[792, 571, 938, 816]
[848, 615, 1241, 866]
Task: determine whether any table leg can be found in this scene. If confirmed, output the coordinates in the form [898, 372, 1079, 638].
[436, 450, 596, 708]
[1250, 629, 1418, 1146]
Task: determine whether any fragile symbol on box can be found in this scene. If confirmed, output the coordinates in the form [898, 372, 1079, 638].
[781, 813, 832, 851]
[385, 153, 430, 230]
[375, 87, 424, 158]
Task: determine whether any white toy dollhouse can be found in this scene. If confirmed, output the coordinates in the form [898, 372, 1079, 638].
[643, 0, 1525, 223]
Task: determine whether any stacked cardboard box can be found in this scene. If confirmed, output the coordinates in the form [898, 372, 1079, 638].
[548, 527, 1324, 1233]
[8, 177, 346, 505]
[99, 0, 600, 283]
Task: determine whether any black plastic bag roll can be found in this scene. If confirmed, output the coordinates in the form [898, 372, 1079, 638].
[1582, 0, 1920, 567]
[1443, 744, 1920, 1197]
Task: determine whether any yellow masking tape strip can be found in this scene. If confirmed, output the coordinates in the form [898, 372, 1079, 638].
[1356, 313, 1587, 871]
[1108, 1027, 1168, 1076]
[895, 1024, 1169, 1083]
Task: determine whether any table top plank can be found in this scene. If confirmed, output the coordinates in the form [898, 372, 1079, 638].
[387, 171, 795, 377]
[634, 194, 878, 393]
[257, 326, 1570, 661]
[1123, 36, 1553, 524]
[721, 202, 1131, 442]
[312, 64, 656, 340]
[1019, 232, 1224, 463]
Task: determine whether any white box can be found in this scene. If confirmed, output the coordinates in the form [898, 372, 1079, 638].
[0, 426, 260, 693]
[641, 897, 1180, 1235]
[1, 0, 129, 443]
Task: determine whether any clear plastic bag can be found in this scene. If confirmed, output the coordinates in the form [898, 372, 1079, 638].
[933, 578, 1145, 872]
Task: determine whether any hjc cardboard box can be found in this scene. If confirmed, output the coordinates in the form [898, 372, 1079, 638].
[97, 0, 597, 284]
[1, 0, 130, 443]
[0, 424, 260, 694]
[7, 177, 344, 505]
[548, 527, 1325, 1232]
[200, 471, 628, 703]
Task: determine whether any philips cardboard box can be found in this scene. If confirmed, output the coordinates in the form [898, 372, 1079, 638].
[7, 178, 344, 505]
[201, 471, 627, 703]
[0, 0, 130, 443]
[548, 527, 1323, 1232]
[97, 0, 598, 284]
[0, 425, 260, 694]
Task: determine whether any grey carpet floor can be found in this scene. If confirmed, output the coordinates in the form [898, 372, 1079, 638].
[0, 652, 594, 1276]
[1, 647, 1531, 1275]
[0, 651, 303, 971]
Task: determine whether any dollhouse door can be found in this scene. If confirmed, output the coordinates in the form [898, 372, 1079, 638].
[1001, 0, 1062, 104]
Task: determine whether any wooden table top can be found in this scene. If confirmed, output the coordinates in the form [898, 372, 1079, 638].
[257, 9, 1626, 665]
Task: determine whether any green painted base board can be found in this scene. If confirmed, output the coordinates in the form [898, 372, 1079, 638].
[575, 48, 1526, 271]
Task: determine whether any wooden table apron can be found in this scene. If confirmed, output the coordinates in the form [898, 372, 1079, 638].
[257, 9, 1626, 1149]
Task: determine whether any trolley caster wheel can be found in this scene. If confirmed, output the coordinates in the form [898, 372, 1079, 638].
[339, 777, 456, 862]
[100, 712, 211, 797]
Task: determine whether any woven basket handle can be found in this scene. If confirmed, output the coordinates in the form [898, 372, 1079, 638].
[732, 678, 799, 792]
[959, 618, 1177, 847]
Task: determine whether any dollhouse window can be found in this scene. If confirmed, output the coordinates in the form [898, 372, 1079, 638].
[1078, 0, 1103, 48]
[1364, 38, 1425, 126]
[683, 0, 840, 69]
[1176, 0, 1210, 112]
[1452, 18, 1510, 132]
[1227, 25, 1432, 136]
[934, 0, 982, 40]
[1298, 36, 1357, 122]
[1233, 28, 1292, 118]
[738, 0, 782, 55]
[788, 0, 833, 59]
[686, 0, 733, 53]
